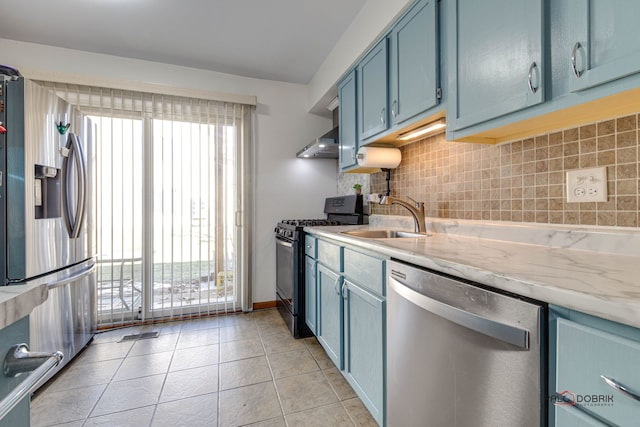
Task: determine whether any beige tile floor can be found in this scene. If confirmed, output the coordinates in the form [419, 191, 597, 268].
[30, 309, 378, 427]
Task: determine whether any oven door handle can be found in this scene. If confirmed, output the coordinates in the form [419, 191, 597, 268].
[275, 237, 294, 248]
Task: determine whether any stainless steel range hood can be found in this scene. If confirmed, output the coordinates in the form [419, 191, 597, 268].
[296, 126, 339, 159]
[297, 102, 340, 159]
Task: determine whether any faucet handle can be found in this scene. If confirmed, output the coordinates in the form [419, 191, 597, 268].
[406, 196, 421, 208]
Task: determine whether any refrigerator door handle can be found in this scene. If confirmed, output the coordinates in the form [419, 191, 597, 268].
[72, 133, 88, 238]
[62, 133, 87, 238]
[47, 264, 95, 290]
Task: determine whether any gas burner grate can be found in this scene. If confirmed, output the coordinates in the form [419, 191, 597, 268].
[280, 219, 342, 226]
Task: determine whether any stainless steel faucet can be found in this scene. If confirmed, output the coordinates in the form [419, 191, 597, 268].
[379, 195, 426, 233]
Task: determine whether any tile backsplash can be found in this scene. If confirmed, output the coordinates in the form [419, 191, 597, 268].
[337, 171, 371, 200]
[368, 114, 639, 227]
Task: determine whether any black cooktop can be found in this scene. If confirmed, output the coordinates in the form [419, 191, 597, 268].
[279, 219, 341, 227]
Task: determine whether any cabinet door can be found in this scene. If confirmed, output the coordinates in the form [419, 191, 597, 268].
[343, 280, 385, 425]
[449, 0, 544, 130]
[317, 264, 342, 369]
[565, 0, 640, 92]
[358, 38, 389, 140]
[338, 69, 358, 170]
[304, 256, 317, 335]
[389, 0, 439, 126]
[556, 318, 640, 426]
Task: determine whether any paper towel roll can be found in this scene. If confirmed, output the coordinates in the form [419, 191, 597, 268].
[356, 147, 402, 168]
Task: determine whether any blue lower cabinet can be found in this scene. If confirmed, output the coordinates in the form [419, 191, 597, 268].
[304, 255, 317, 334]
[316, 263, 343, 369]
[310, 236, 387, 426]
[552, 307, 640, 426]
[343, 279, 385, 426]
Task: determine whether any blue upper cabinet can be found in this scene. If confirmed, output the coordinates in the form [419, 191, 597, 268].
[448, 0, 544, 131]
[563, 0, 640, 93]
[338, 69, 358, 170]
[357, 38, 389, 141]
[389, 0, 439, 127]
[338, 0, 441, 161]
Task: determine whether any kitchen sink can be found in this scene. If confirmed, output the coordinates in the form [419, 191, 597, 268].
[341, 229, 430, 239]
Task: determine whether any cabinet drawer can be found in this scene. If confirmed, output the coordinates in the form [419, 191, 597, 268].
[556, 318, 640, 425]
[304, 235, 317, 258]
[317, 239, 341, 271]
[343, 248, 385, 296]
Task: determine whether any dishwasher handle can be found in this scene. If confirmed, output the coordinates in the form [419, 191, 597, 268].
[388, 276, 530, 349]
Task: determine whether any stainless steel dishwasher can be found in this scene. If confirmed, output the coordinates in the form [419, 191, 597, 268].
[386, 260, 546, 427]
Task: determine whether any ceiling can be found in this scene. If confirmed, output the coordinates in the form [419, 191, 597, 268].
[0, 0, 367, 84]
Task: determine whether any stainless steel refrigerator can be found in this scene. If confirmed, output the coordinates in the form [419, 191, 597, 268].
[0, 75, 96, 388]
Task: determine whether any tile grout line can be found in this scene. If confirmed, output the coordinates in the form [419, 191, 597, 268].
[257, 320, 289, 427]
[147, 326, 182, 426]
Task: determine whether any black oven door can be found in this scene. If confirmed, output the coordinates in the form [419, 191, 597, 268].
[275, 236, 298, 315]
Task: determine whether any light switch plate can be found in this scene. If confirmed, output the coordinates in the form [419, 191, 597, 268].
[566, 167, 607, 203]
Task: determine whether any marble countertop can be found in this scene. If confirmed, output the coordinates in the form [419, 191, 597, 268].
[305, 217, 640, 328]
[0, 282, 48, 329]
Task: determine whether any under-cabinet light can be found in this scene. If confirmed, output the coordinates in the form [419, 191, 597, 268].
[397, 118, 446, 141]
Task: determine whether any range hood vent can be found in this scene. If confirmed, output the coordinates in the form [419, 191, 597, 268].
[297, 105, 339, 159]
[296, 126, 339, 159]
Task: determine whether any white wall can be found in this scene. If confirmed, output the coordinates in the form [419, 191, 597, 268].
[0, 38, 337, 305]
[307, 0, 413, 113]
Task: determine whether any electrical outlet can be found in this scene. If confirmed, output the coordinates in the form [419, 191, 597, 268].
[566, 167, 607, 203]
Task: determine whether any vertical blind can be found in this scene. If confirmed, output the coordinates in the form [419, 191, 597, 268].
[39, 81, 254, 327]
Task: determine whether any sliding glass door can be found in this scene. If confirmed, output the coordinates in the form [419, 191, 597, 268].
[148, 119, 238, 319]
[40, 82, 253, 327]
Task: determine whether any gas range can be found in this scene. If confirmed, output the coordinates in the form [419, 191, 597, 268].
[274, 195, 368, 338]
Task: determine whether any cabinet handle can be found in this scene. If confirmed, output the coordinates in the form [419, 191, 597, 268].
[334, 277, 341, 295]
[601, 375, 640, 402]
[0, 344, 64, 420]
[571, 42, 583, 78]
[391, 100, 397, 118]
[380, 107, 386, 125]
[528, 62, 539, 94]
[342, 282, 348, 300]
